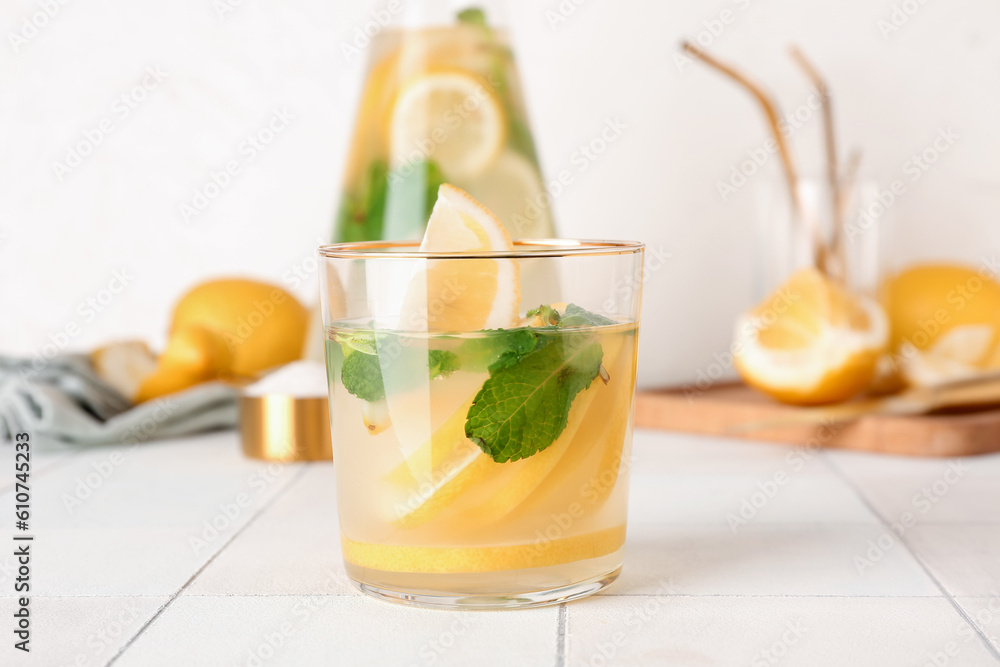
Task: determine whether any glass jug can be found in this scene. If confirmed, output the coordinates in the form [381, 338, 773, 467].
[332, 0, 556, 243]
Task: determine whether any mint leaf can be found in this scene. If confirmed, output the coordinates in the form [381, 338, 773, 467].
[342, 352, 385, 402]
[525, 303, 613, 328]
[334, 161, 388, 242]
[457, 7, 487, 27]
[341, 344, 460, 403]
[507, 115, 539, 163]
[560, 304, 616, 327]
[453, 328, 539, 374]
[465, 332, 603, 463]
[486, 330, 544, 373]
[428, 350, 460, 379]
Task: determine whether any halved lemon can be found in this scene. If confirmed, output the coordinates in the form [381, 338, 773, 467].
[400, 183, 520, 332]
[735, 268, 888, 405]
[388, 69, 505, 179]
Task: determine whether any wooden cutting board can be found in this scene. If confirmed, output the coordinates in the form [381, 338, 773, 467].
[635, 383, 1000, 457]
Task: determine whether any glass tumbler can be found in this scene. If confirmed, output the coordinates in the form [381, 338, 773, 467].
[755, 175, 889, 299]
[318, 240, 643, 608]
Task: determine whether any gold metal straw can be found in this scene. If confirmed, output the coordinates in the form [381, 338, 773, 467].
[682, 41, 829, 274]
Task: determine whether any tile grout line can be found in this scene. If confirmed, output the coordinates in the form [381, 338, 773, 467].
[555, 603, 567, 667]
[822, 452, 1000, 662]
[105, 465, 311, 666]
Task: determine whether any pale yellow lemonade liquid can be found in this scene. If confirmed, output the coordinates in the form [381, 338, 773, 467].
[327, 321, 638, 598]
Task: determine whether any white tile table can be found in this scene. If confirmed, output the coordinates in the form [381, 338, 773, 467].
[2, 428, 999, 666]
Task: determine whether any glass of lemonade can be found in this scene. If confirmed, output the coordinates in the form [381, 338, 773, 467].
[334, 1, 556, 242]
[318, 239, 643, 608]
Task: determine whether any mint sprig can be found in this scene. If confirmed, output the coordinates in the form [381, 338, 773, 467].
[465, 331, 603, 463]
[334, 161, 388, 242]
[456, 7, 488, 27]
[336, 304, 615, 462]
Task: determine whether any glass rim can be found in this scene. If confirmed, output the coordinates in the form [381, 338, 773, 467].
[317, 239, 644, 260]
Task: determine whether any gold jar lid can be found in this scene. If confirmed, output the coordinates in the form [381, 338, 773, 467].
[238, 394, 332, 462]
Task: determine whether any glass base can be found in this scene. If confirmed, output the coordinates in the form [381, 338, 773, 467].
[351, 566, 622, 610]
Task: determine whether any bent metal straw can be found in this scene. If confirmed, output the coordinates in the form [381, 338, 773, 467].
[682, 41, 831, 276]
[789, 45, 846, 284]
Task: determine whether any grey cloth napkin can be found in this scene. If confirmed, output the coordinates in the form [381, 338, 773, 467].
[0, 355, 238, 447]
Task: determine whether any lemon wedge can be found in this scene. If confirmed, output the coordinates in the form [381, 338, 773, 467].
[735, 268, 888, 405]
[385, 366, 592, 529]
[504, 332, 634, 521]
[456, 376, 601, 525]
[388, 70, 505, 179]
[387, 321, 629, 530]
[385, 185, 522, 526]
[400, 183, 520, 332]
[386, 398, 488, 529]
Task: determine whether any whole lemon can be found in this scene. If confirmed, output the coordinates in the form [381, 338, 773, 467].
[882, 264, 1000, 352]
[171, 279, 308, 377]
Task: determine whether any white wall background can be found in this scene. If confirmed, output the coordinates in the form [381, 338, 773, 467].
[2, 0, 998, 388]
